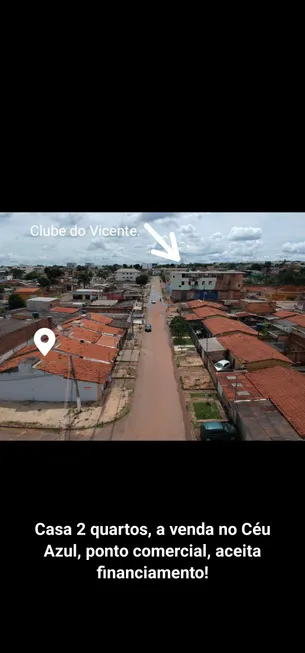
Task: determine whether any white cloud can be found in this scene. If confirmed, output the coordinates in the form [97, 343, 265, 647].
[228, 227, 262, 241]
[0, 213, 304, 264]
[228, 240, 262, 259]
[282, 241, 305, 254]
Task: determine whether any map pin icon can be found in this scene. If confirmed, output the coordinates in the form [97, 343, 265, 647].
[34, 328, 56, 356]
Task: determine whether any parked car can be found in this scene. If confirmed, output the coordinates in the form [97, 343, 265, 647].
[145, 324, 152, 332]
[214, 359, 231, 372]
[151, 300, 156, 304]
[200, 421, 239, 442]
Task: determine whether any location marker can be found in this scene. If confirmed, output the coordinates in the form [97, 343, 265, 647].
[34, 328, 56, 357]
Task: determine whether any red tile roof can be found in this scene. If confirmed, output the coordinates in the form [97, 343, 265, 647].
[50, 307, 79, 314]
[88, 313, 113, 325]
[188, 300, 225, 310]
[73, 319, 107, 334]
[69, 327, 101, 343]
[233, 312, 251, 318]
[216, 371, 263, 402]
[0, 351, 39, 373]
[274, 310, 298, 319]
[15, 287, 40, 293]
[287, 314, 305, 328]
[183, 313, 198, 321]
[55, 336, 116, 363]
[204, 317, 258, 336]
[60, 318, 81, 329]
[247, 366, 305, 437]
[187, 300, 204, 308]
[194, 307, 230, 320]
[218, 332, 292, 365]
[0, 344, 112, 384]
[96, 335, 120, 349]
[89, 322, 124, 337]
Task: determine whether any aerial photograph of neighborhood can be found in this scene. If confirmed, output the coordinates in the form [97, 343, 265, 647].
[0, 212, 304, 441]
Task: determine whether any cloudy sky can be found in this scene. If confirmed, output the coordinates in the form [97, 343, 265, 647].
[0, 212, 304, 265]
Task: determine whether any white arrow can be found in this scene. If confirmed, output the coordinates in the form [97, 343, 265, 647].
[144, 223, 181, 263]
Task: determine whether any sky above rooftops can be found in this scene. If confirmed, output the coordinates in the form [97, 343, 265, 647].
[0, 212, 305, 265]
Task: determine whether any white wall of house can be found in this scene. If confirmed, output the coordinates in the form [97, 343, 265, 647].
[115, 269, 139, 282]
[0, 363, 104, 402]
[169, 272, 217, 291]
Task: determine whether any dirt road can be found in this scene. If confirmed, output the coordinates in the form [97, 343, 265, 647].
[101, 277, 187, 440]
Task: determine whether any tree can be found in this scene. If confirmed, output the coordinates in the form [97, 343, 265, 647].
[38, 275, 50, 289]
[170, 316, 188, 338]
[134, 264, 142, 270]
[96, 269, 108, 280]
[136, 274, 148, 286]
[44, 266, 63, 280]
[77, 271, 93, 288]
[25, 271, 39, 280]
[251, 263, 263, 271]
[12, 268, 24, 278]
[8, 294, 26, 310]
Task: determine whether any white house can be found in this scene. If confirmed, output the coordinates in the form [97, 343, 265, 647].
[115, 268, 139, 283]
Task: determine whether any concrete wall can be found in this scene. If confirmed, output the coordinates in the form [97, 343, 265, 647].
[26, 298, 59, 312]
[0, 365, 102, 402]
[0, 316, 52, 357]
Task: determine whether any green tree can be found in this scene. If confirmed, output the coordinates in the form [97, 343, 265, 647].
[96, 269, 108, 280]
[44, 266, 63, 280]
[12, 268, 24, 278]
[8, 293, 26, 309]
[251, 263, 263, 271]
[136, 274, 148, 286]
[170, 316, 188, 338]
[24, 271, 39, 280]
[37, 275, 50, 288]
[77, 271, 93, 288]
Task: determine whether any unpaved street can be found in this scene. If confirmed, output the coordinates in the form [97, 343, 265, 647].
[101, 277, 187, 440]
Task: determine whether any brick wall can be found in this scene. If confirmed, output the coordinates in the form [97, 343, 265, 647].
[0, 316, 52, 356]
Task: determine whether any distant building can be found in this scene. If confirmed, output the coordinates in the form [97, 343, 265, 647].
[67, 262, 76, 269]
[166, 270, 244, 302]
[142, 263, 152, 270]
[72, 289, 99, 302]
[115, 268, 139, 283]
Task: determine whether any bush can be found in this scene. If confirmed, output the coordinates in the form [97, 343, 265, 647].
[8, 294, 26, 310]
[136, 274, 148, 286]
[170, 316, 188, 338]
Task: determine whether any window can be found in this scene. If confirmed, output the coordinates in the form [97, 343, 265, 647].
[181, 281, 185, 285]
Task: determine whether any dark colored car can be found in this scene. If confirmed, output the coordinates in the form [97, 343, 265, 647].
[145, 324, 152, 332]
[200, 421, 239, 442]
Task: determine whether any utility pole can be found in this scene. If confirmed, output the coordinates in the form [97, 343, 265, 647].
[70, 355, 81, 412]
